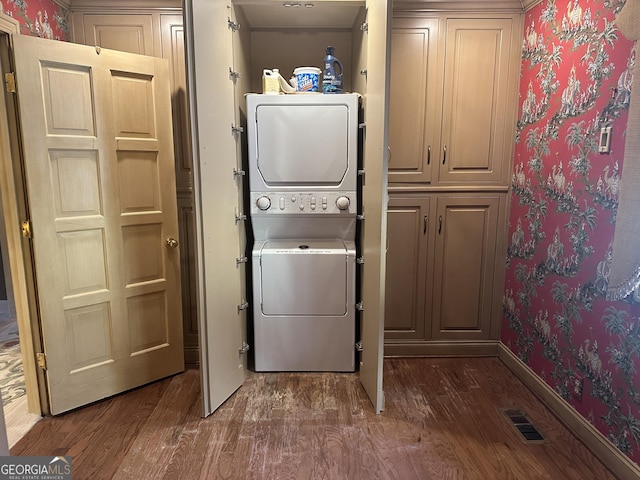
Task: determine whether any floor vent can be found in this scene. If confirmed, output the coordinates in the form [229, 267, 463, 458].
[504, 408, 545, 442]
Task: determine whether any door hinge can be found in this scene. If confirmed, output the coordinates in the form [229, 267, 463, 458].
[239, 342, 250, 354]
[237, 300, 249, 313]
[36, 352, 47, 369]
[355, 340, 363, 352]
[21, 220, 31, 238]
[5, 72, 15, 93]
[227, 17, 240, 31]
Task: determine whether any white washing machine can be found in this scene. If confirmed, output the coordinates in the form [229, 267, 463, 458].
[247, 93, 360, 372]
[252, 239, 355, 372]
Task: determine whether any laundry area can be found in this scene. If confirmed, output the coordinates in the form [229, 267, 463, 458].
[186, 0, 389, 415]
[248, 93, 360, 372]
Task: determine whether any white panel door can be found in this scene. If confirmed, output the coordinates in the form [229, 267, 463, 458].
[12, 34, 184, 414]
[185, 0, 246, 416]
[359, 0, 390, 413]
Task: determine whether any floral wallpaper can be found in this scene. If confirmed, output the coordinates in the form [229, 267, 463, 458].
[502, 0, 640, 466]
[0, 0, 68, 40]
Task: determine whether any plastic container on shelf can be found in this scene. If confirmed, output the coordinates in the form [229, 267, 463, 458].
[322, 46, 343, 94]
[262, 69, 280, 94]
[293, 67, 321, 92]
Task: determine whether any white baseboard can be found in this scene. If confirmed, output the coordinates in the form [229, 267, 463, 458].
[498, 342, 640, 480]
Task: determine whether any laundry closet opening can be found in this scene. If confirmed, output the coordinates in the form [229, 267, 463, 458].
[232, 1, 368, 372]
[186, 0, 388, 414]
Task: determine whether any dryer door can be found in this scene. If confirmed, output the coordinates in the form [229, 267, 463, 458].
[255, 103, 349, 186]
[260, 240, 349, 316]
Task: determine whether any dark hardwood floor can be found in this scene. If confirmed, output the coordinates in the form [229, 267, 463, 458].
[12, 358, 615, 479]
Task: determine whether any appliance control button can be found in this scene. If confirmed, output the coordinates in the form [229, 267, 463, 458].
[310, 203, 316, 210]
[279, 197, 285, 210]
[336, 196, 350, 210]
[256, 196, 271, 210]
[291, 195, 296, 202]
[299, 203, 304, 211]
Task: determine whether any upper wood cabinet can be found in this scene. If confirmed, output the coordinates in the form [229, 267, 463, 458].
[388, 19, 439, 183]
[388, 14, 521, 187]
[72, 14, 157, 55]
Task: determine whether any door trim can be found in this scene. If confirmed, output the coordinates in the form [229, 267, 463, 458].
[0, 17, 43, 415]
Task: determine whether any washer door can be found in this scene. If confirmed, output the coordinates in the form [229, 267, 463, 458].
[259, 240, 348, 316]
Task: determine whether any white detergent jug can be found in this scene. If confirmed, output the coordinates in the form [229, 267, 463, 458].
[262, 69, 280, 94]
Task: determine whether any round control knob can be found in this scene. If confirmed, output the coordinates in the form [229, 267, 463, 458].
[256, 196, 271, 211]
[336, 196, 351, 210]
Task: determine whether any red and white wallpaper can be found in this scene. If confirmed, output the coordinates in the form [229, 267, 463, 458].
[0, 0, 68, 41]
[502, 0, 640, 466]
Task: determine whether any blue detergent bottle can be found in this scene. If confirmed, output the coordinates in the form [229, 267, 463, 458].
[322, 46, 343, 94]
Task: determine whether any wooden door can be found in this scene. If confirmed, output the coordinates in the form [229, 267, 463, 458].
[384, 195, 432, 341]
[388, 18, 439, 184]
[12, 35, 184, 414]
[437, 17, 516, 186]
[431, 194, 500, 340]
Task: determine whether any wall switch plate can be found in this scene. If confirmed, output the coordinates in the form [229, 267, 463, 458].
[598, 126, 612, 153]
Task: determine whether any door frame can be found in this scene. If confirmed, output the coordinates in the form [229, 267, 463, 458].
[0, 17, 44, 416]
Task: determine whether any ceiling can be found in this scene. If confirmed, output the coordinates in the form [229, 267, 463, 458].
[237, 1, 365, 29]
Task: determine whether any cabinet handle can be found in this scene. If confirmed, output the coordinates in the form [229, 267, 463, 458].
[423, 214, 428, 234]
[427, 145, 431, 165]
[442, 145, 447, 165]
[388, 145, 391, 163]
[438, 215, 442, 234]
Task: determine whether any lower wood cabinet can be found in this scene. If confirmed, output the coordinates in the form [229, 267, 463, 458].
[384, 192, 507, 355]
[384, 196, 432, 341]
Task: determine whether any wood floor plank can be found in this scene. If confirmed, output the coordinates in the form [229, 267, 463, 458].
[113, 369, 200, 479]
[10, 358, 618, 479]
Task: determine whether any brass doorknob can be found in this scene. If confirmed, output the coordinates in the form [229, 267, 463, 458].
[165, 237, 179, 248]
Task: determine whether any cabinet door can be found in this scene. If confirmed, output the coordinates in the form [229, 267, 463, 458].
[384, 196, 432, 340]
[437, 17, 518, 186]
[71, 13, 157, 56]
[388, 18, 439, 183]
[431, 195, 501, 340]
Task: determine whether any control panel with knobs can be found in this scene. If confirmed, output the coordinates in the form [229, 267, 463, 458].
[250, 191, 356, 215]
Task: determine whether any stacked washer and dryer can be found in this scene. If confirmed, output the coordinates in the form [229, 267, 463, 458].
[247, 93, 360, 372]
